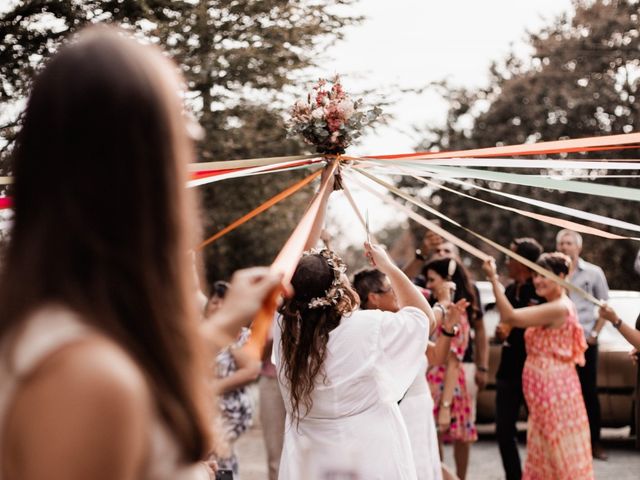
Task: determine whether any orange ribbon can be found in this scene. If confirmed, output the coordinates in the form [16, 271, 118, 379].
[365, 132, 640, 160]
[196, 169, 322, 250]
[244, 161, 340, 359]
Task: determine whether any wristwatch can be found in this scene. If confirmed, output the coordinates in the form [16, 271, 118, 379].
[441, 324, 459, 337]
[415, 248, 426, 261]
[589, 330, 599, 340]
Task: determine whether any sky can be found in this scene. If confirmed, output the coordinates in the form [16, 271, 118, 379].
[315, 0, 574, 246]
[313, 0, 573, 155]
[0, 0, 577, 243]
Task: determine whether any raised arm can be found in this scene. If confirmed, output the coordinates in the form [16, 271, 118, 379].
[428, 299, 468, 366]
[366, 242, 435, 330]
[600, 304, 640, 350]
[304, 163, 336, 250]
[202, 267, 283, 351]
[215, 345, 262, 394]
[482, 258, 566, 328]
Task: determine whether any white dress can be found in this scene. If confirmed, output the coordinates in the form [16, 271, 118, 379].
[399, 359, 443, 480]
[0, 305, 209, 480]
[273, 306, 429, 480]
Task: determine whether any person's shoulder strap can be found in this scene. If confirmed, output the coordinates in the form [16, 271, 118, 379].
[13, 305, 92, 379]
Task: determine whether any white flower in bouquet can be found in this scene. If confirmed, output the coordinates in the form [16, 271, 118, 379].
[337, 99, 354, 119]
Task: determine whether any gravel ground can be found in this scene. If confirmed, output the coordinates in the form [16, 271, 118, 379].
[236, 422, 640, 480]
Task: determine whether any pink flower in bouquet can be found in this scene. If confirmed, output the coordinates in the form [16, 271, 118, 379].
[331, 81, 345, 100]
[316, 90, 328, 107]
[325, 103, 343, 132]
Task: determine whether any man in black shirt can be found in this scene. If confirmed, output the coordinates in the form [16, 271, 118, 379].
[495, 238, 544, 480]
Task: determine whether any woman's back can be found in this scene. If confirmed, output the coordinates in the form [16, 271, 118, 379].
[0, 306, 209, 480]
[274, 306, 429, 479]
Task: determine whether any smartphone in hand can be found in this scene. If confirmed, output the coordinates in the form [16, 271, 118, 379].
[215, 469, 233, 480]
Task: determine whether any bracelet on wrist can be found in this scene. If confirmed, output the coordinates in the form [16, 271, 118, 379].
[477, 366, 489, 373]
[612, 317, 623, 329]
[415, 248, 426, 261]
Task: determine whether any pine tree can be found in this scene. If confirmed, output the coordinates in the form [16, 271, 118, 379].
[414, 0, 640, 288]
[0, 0, 361, 282]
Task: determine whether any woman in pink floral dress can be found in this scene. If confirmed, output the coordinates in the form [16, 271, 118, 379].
[425, 258, 479, 480]
[484, 253, 593, 480]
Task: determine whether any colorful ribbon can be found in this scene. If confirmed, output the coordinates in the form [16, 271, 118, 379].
[244, 161, 340, 359]
[352, 168, 603, 307]
[375, 161, 640, 203]
[365, 132, 640, 160]
[197, 169, 323, 250]
[402, 171, 640, 242]
[399, 168, 640, 234]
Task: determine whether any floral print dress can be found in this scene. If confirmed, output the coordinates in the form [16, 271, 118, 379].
[427, 311, 478, 443]
[522, 301, 593, 480]
[214, 328, 254, 477]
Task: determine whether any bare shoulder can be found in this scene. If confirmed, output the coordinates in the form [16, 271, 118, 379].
[547, 297, 573, 328]
[26, 335, 152, 410]
[5, 336, 152, 480]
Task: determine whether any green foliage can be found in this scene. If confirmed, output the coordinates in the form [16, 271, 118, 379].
[414, 0, 640, 289]
[0, 0, 361, 284]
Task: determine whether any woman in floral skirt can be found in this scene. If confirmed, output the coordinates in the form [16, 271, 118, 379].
[425, 258, 479, 480]
[483, 253, 593, 480]
[205, 283, 261, 479]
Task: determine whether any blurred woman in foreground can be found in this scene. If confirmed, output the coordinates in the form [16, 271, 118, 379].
[0, 26, 279, 480]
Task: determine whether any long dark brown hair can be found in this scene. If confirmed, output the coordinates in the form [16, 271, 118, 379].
[279, 252, 358, 422]
[0, 27, 210, 461]
[423, 258, 480, 322]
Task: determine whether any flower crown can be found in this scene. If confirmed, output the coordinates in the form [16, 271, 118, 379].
[303, 248, 347, 309]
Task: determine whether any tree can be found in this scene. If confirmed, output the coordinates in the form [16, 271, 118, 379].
[413, 0, 640, 289]
[0, 0, 361, 283]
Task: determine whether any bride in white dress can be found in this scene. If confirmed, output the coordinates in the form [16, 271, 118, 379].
[273, 242, 435, 480]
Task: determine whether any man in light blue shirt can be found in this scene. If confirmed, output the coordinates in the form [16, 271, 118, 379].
[557, 229, 609, 460]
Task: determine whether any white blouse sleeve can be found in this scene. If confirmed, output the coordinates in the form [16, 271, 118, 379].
[378, 306, 429, 400]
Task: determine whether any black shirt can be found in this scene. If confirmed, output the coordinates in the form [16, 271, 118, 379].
[495, 278, 544, 382]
